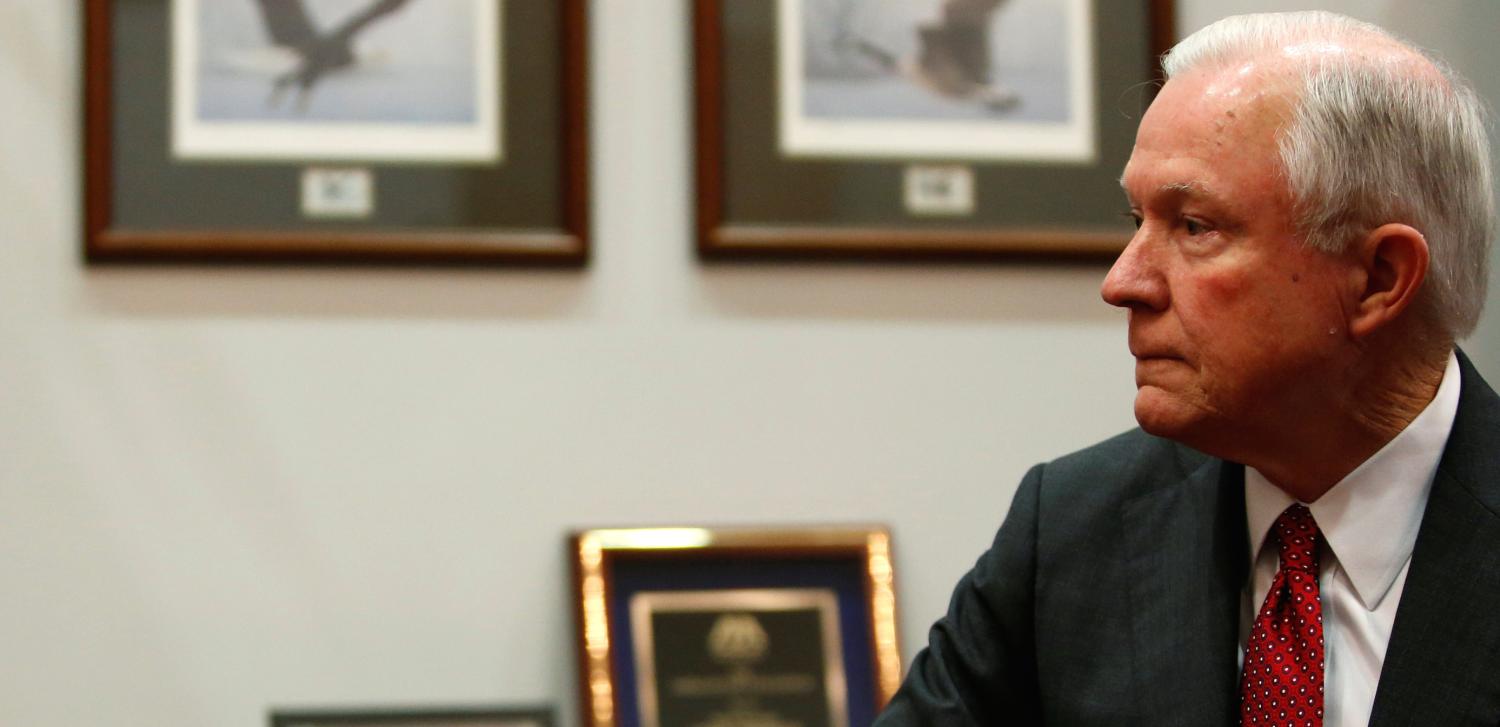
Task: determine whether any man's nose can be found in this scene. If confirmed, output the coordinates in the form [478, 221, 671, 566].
[1100, 228, 1167, 311]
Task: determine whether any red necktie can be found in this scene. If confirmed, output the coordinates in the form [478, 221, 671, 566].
[1240, 504, 1324, 727]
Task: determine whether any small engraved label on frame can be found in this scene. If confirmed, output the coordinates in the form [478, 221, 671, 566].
[301, 167, 375, 219]
[903, 164, 975, 217]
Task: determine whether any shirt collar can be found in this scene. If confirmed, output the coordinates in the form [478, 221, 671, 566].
[1244, 351, 1461, 610]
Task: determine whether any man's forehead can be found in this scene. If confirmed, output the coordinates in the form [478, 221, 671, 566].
[1120, 64, 1292, 182]
[1118, 76, 1299, 213]
[1175, 61, 1296, 128]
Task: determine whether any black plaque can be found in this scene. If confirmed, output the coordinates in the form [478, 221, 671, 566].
[630, 589, 849, 727]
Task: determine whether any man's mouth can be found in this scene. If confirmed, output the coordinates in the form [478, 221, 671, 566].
[1128, 345, 1181, 360]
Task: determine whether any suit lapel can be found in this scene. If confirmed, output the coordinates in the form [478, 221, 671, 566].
[1123, 455, 1248, 724]
[1370, 353, 1500, 726]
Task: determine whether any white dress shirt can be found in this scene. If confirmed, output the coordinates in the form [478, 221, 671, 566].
[1241, 352, 1460, 727]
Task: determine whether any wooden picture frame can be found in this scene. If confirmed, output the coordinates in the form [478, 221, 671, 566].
[83, 0, 588, 265]
[570, 527, 901, 727]
[694, 0, 1176, 260]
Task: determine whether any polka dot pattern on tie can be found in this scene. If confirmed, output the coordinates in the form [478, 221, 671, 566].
[1239, 504, 1323, 727]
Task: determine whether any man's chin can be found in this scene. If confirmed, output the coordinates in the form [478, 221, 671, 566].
[1132, 389, 1198, 441]
[1132, 389, 1240, 460]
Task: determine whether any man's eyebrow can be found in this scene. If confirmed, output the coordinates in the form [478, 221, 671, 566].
[1116, 176, 1212, 198]
[1161, 181, 1208, 196]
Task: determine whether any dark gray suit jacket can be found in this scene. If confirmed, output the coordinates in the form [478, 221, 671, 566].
[876, 352, 1500, 725]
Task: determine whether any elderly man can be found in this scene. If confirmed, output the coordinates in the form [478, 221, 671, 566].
[876, 11, 1498, 727]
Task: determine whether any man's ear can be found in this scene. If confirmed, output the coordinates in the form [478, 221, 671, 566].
[1347, 223, 1429, 339]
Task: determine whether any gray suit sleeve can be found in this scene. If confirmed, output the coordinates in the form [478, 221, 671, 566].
[873, 463, 1045, 725]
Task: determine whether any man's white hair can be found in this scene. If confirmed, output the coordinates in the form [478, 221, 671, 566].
[1164, 11, 1495, 340]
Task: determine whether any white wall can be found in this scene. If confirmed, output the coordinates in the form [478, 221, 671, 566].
[1, 2, 1497, 726]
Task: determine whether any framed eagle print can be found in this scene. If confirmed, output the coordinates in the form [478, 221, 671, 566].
[570, 526, 902, 727]
[694, 0, 1175, 259]
[84, 0, 587, 264]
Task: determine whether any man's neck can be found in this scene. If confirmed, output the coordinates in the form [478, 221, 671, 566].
[1254, 347, 1450, 502]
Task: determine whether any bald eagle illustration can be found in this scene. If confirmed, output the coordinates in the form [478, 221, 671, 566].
[856, 0, 1020, 111]
[252, 0, 415, 109]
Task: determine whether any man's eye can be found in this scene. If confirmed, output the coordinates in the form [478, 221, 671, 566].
[1122, 211, 1143, 229]
[1184, 218, 1208, 235]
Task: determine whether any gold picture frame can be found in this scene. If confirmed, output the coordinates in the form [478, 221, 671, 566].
[570, 527, 901, 727]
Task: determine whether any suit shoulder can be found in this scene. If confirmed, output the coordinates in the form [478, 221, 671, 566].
[1032, 429, 1212, 504]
